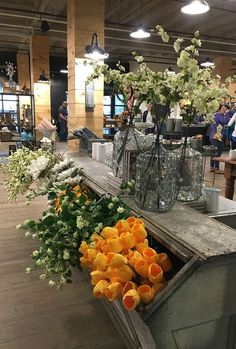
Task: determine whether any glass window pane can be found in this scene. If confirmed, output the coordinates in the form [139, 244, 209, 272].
[115, 94, 125, 105]
[103, 96, 111, 105]
[115, 105, 125, 115]
[4, 95, 17, 101]
[3, 100, 17, 112]
[103, 105, 111, 116]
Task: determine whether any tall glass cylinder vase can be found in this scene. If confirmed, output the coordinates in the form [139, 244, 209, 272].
[177, 138, 203, 202]
[135, 140, 179, 212]
[112, 125, 145, 178]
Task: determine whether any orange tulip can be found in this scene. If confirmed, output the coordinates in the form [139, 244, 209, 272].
[126, 217, 136, 227]
[106, 252, 115, 264]
[148, 263, 163, 283]
[122, 281, 137, 296]
[135, 239, 149, 254]
[93, 279, 109, 298]
[152, 282, 165, 295]
[129, 251, 143, 267]
[91, 233, 104, 243]
[142, 247, 158, 264]
[107, 237, 123, 253]
[131, 223, 147, 243]
[101, 227, 119, 239]
[80, 256, 92, 269]
[134, 259, 149, 278]
[116, 219, 131, 233]
[105, 281, 124, 301]
[119, 231, 136, 249]
[158, 253, 172, 272]
[110, 253, 127, 268]
[123, 289, 140, 310]
[93, 252, 108, 271]
[100, 241, 111, 254]
[137, 284, 154, 304]
[90, 270, 107, 286]
[122, 249, 134, 260]
[116, 265, 134, 283]
[79, 241, 89, 254]
[84, 248, 97, 263]
[135, 218, 145, 226]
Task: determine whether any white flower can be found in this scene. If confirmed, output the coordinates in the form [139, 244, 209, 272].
[47, 248, 53, 255]
[98, 223, 103, 229]
[36, 259, 42, 266]
[48, 280, 55, 287]
[112, 196, 119, 203]
[73, 232, 78, 238]
[117, 206, 125, 214]
[108, 203, 114, 209]
[60, 276, 67, 285]
[131, 179, 135, 184]
[39, 274, 47, 280]
[16, 224, 22, 230]
[32, 234, 37, 239]
[24, 231, 31, 238]
[32, 250, 39, 257]
[27, 156, 49, 180]
[63, 250, 70, 260]
[26, 267, 31, 274]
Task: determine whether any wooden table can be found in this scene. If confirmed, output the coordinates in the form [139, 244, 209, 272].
[212, 156, 236, 199]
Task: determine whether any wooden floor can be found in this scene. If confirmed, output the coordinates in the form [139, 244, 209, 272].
[0, 177, 126, 349]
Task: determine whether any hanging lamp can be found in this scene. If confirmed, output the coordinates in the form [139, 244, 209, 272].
[130, 0, 150, 39]
[200, 58, 215, 68]
[181, 0, 209, 15]
[38, 70, 49, 82]
[84, 33, 109, 60]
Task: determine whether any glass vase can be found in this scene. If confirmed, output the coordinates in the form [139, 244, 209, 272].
[177, 138, 203, 202]
[135, 140, 179, 212]
[112, 125, 145, 178]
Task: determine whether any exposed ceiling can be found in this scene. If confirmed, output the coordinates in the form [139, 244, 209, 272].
[0, 0, 236, 70]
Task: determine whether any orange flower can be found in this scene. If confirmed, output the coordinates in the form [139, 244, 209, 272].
[158, 253, 172, 272]
[116, 265, 134, 283]
[152, 282, 165, 295]
[106, 252, 115, 264]
[80, 256, 92, 269]
[84, 248, 97, 263]
[126, 217, 136, 227]
[129, 251, 143, 267]
[90, 270, 107, 286]
[148, 263, 163, 284]
[119, 231, 136, 249]
[142, 247, 158, 264]
[100, 241, 111, 254]
[122, 281, 137, 296]
[91, 233, 104, 243]
[116, 220, 131, 233]
[93, 252, 108, 271]
[101, 227, 119, 239]
[93, 279, 109, 298]
[131, 223, 147, 243]
[123, 289, 140, 310]
[72, 185, 81, 192]
[105, 281, 124, 301]
[110, 253, 127, 268]
[135, 218, 145, 225]
[135, 239, 149, 254]
[79, 241, 89, 254]
[137, 284, 154, 304]
[134, 259, 149, 278]
[107, 237, 123, 253]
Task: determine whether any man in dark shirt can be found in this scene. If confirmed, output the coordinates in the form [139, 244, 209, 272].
[58, 101, 68, 141]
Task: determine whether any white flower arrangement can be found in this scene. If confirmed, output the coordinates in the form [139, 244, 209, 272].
[27, 155, 50, 180]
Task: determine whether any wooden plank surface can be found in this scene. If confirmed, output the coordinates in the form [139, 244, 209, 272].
[0, 176, 126, 349]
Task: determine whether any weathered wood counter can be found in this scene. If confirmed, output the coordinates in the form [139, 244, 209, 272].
[73, 154, 236, 349]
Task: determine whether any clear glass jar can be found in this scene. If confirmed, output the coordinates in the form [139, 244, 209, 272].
[135, 139, 179, 212]
[177, 138, 203, 202]
[112, 125, 145, 178]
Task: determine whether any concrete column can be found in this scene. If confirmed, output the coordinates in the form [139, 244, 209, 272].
[29, 35, 51, 136]
[67, 0, 105, 149]
[16, 51, 31, 91]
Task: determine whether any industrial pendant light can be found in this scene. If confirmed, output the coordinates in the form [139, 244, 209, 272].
[130, 0, 150, 39]
[200, 58, 215, 68]
[84, 33, 109, 60]
[181, 0, 209, 15]
[38, 70, 49, 81]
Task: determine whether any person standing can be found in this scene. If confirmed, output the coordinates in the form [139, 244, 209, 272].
[142, 103, 155, 134]
[58, 101, 68, 141]
[209, 104, 230, 173]
[228, 112, 236, 150]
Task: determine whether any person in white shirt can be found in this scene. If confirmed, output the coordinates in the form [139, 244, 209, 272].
[228, 112, 236, 149]
[142, 103, 155, 134]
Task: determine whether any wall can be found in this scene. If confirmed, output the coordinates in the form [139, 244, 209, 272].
[129, 60, 177, 73]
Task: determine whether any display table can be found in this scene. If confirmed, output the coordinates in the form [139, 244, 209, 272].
[71, 154, 236, 349]
[212, 156, 236, 199]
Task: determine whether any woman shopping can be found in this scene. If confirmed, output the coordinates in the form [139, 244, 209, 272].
[209, 104, 230, 173]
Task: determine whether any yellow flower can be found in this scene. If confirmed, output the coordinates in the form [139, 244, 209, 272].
[107, 237, 123, 253]
[135, 239, 148, 254]
[116, 265, 134, 283]
[101, 227, 119, 239]
[137, 284, 154, 304]
[122, 281, 137, 296]
[126, 217, 136, 227]
[79, 241, 89, 254]
[148, 263, 163, 284]
[93, 279, 109, 298]
[105, 282, 124, 301]
[93, 252, 108, 271]
[119, 231, 136, 249]
[131, 223, 147, 243]
[90, 270, 107, 286]
[110, 253, 128, 268]
[134, 259, 149, 278]
[142, 247, 158, 264]
[115, 219, 131, 234]
[157, 253, 172, 272]
[123, 289, 140, 310]
[129, 251, 143, 267]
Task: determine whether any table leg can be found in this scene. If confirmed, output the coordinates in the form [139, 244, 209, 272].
[225, 177, 235, 200]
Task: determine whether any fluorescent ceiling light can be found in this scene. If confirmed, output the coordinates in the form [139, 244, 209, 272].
[200, 58, 215, 67]
[130, 27, 150, 39]
[84, 32, 109, 60]
[60, 69, 68, 73]
[181, 0, 209, 15]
